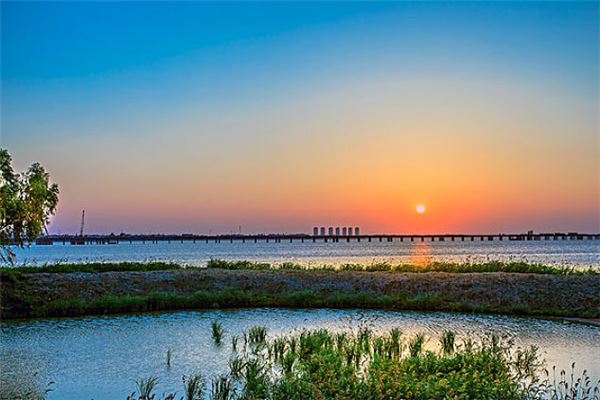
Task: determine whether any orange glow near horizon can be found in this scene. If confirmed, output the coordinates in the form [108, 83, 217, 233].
[6, 40, 598, 235]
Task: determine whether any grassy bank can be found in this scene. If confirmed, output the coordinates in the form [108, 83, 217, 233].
[0, 261, 182, 276]
[206, 259, 598, 275]
[6, 288, 599, 320]
[122, 327, 597, 400]
[1, 260, 597, 276]
[2, 263, 598, 319]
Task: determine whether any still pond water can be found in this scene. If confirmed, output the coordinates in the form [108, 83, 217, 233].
[2, 309, 599, 399]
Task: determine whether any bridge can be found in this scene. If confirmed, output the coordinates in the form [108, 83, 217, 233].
[34, 232, 600, 245]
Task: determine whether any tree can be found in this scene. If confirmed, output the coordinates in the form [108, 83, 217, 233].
[0, 149, 59, 264]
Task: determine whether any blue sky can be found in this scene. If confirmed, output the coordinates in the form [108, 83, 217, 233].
[1, 1, 598, 234]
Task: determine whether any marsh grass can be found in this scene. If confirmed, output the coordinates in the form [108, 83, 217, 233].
[182, 373, 205, 400]
[1, 262, 182, 275]
[211, 321, 224, 345]
[9, 287, 597, 320]
[542, 365, 600, 400]
[166, 349, 172, 368]
[246, 326, 267, 345]
[0, 379, 54, 400]
[129, 376, 160, 400]
[127, 327, 600, 400]
[440, 330, 456, 354]
[210, 375, 234, 400]
[3, 259, 590, 277]
[206, 259, 598, 275]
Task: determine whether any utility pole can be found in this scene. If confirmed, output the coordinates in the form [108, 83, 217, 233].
[79, 210, 85, 237]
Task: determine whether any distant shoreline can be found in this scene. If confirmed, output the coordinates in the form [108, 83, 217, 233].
[2, 262, 598, 320]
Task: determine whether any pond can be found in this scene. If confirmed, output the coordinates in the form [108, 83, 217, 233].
[1, 309, 599, 399]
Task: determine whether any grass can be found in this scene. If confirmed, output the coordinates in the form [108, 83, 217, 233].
[2, 260, 597, 319]
[182, 373, 205, 400]
[128, 376, 159, 400]
[0, 261, 182, 278]
[212, 321, 225, 345]
[1, 260, 596, 277]
[124, 327, 600, 400]
[166, 348, 172, 368]
[206, 259, 599, 275]
[6, 288, 597, 320]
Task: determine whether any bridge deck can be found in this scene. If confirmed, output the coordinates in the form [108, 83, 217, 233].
[35, 232, 600, 245]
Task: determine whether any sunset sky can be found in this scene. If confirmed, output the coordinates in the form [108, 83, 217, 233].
[1, 2, 598, 235]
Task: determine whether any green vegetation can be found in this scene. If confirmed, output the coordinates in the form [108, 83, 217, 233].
[206, 259, 598, 275]
[5, 288, 597, 320]
[212, 321, 225, 345]
[0, 148, 59, 264]
[128, 377, 160, 400]
[182, 373, 205, 400]
[2, 259, 595, 276]
[2, 260, 597, 319]
[125, 327, 600, 400]
[166, 348, 172, 368]
[0, 261, 182, 276]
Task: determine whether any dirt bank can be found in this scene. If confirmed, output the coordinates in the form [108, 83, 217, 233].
[2, 269, 599, 319]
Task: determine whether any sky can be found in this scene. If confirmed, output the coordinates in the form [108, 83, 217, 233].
[1, 1, 598, 235]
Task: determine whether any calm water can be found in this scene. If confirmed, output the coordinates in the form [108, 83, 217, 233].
[1, 309, 599, 399]
[9, 239, 600, 267]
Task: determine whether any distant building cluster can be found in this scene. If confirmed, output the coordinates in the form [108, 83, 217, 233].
[313, 226, 360, 236]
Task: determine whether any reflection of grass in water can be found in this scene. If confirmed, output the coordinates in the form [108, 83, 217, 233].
[0, 356, 54, 400]
[125, 327, 600, 400]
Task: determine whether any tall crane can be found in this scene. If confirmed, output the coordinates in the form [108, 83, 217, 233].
[79, 209, 85, 237]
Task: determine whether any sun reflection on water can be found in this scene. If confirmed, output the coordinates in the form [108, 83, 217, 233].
[410, 242, 433, 267]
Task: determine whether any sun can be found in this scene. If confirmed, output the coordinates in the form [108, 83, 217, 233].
[416, 204, 426, 214]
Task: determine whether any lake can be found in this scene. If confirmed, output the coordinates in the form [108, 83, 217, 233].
[9, 239, 600, 268]
[1, 309, 599, 399]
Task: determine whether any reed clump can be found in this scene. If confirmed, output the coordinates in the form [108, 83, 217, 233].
[211, 321, 225, 345]
[126, 327, 600, 400]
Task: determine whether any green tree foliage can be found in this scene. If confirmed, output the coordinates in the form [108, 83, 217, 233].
[0, 149, 59, 263]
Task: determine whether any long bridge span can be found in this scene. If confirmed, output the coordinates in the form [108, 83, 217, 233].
[35, 232, 600, 245]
